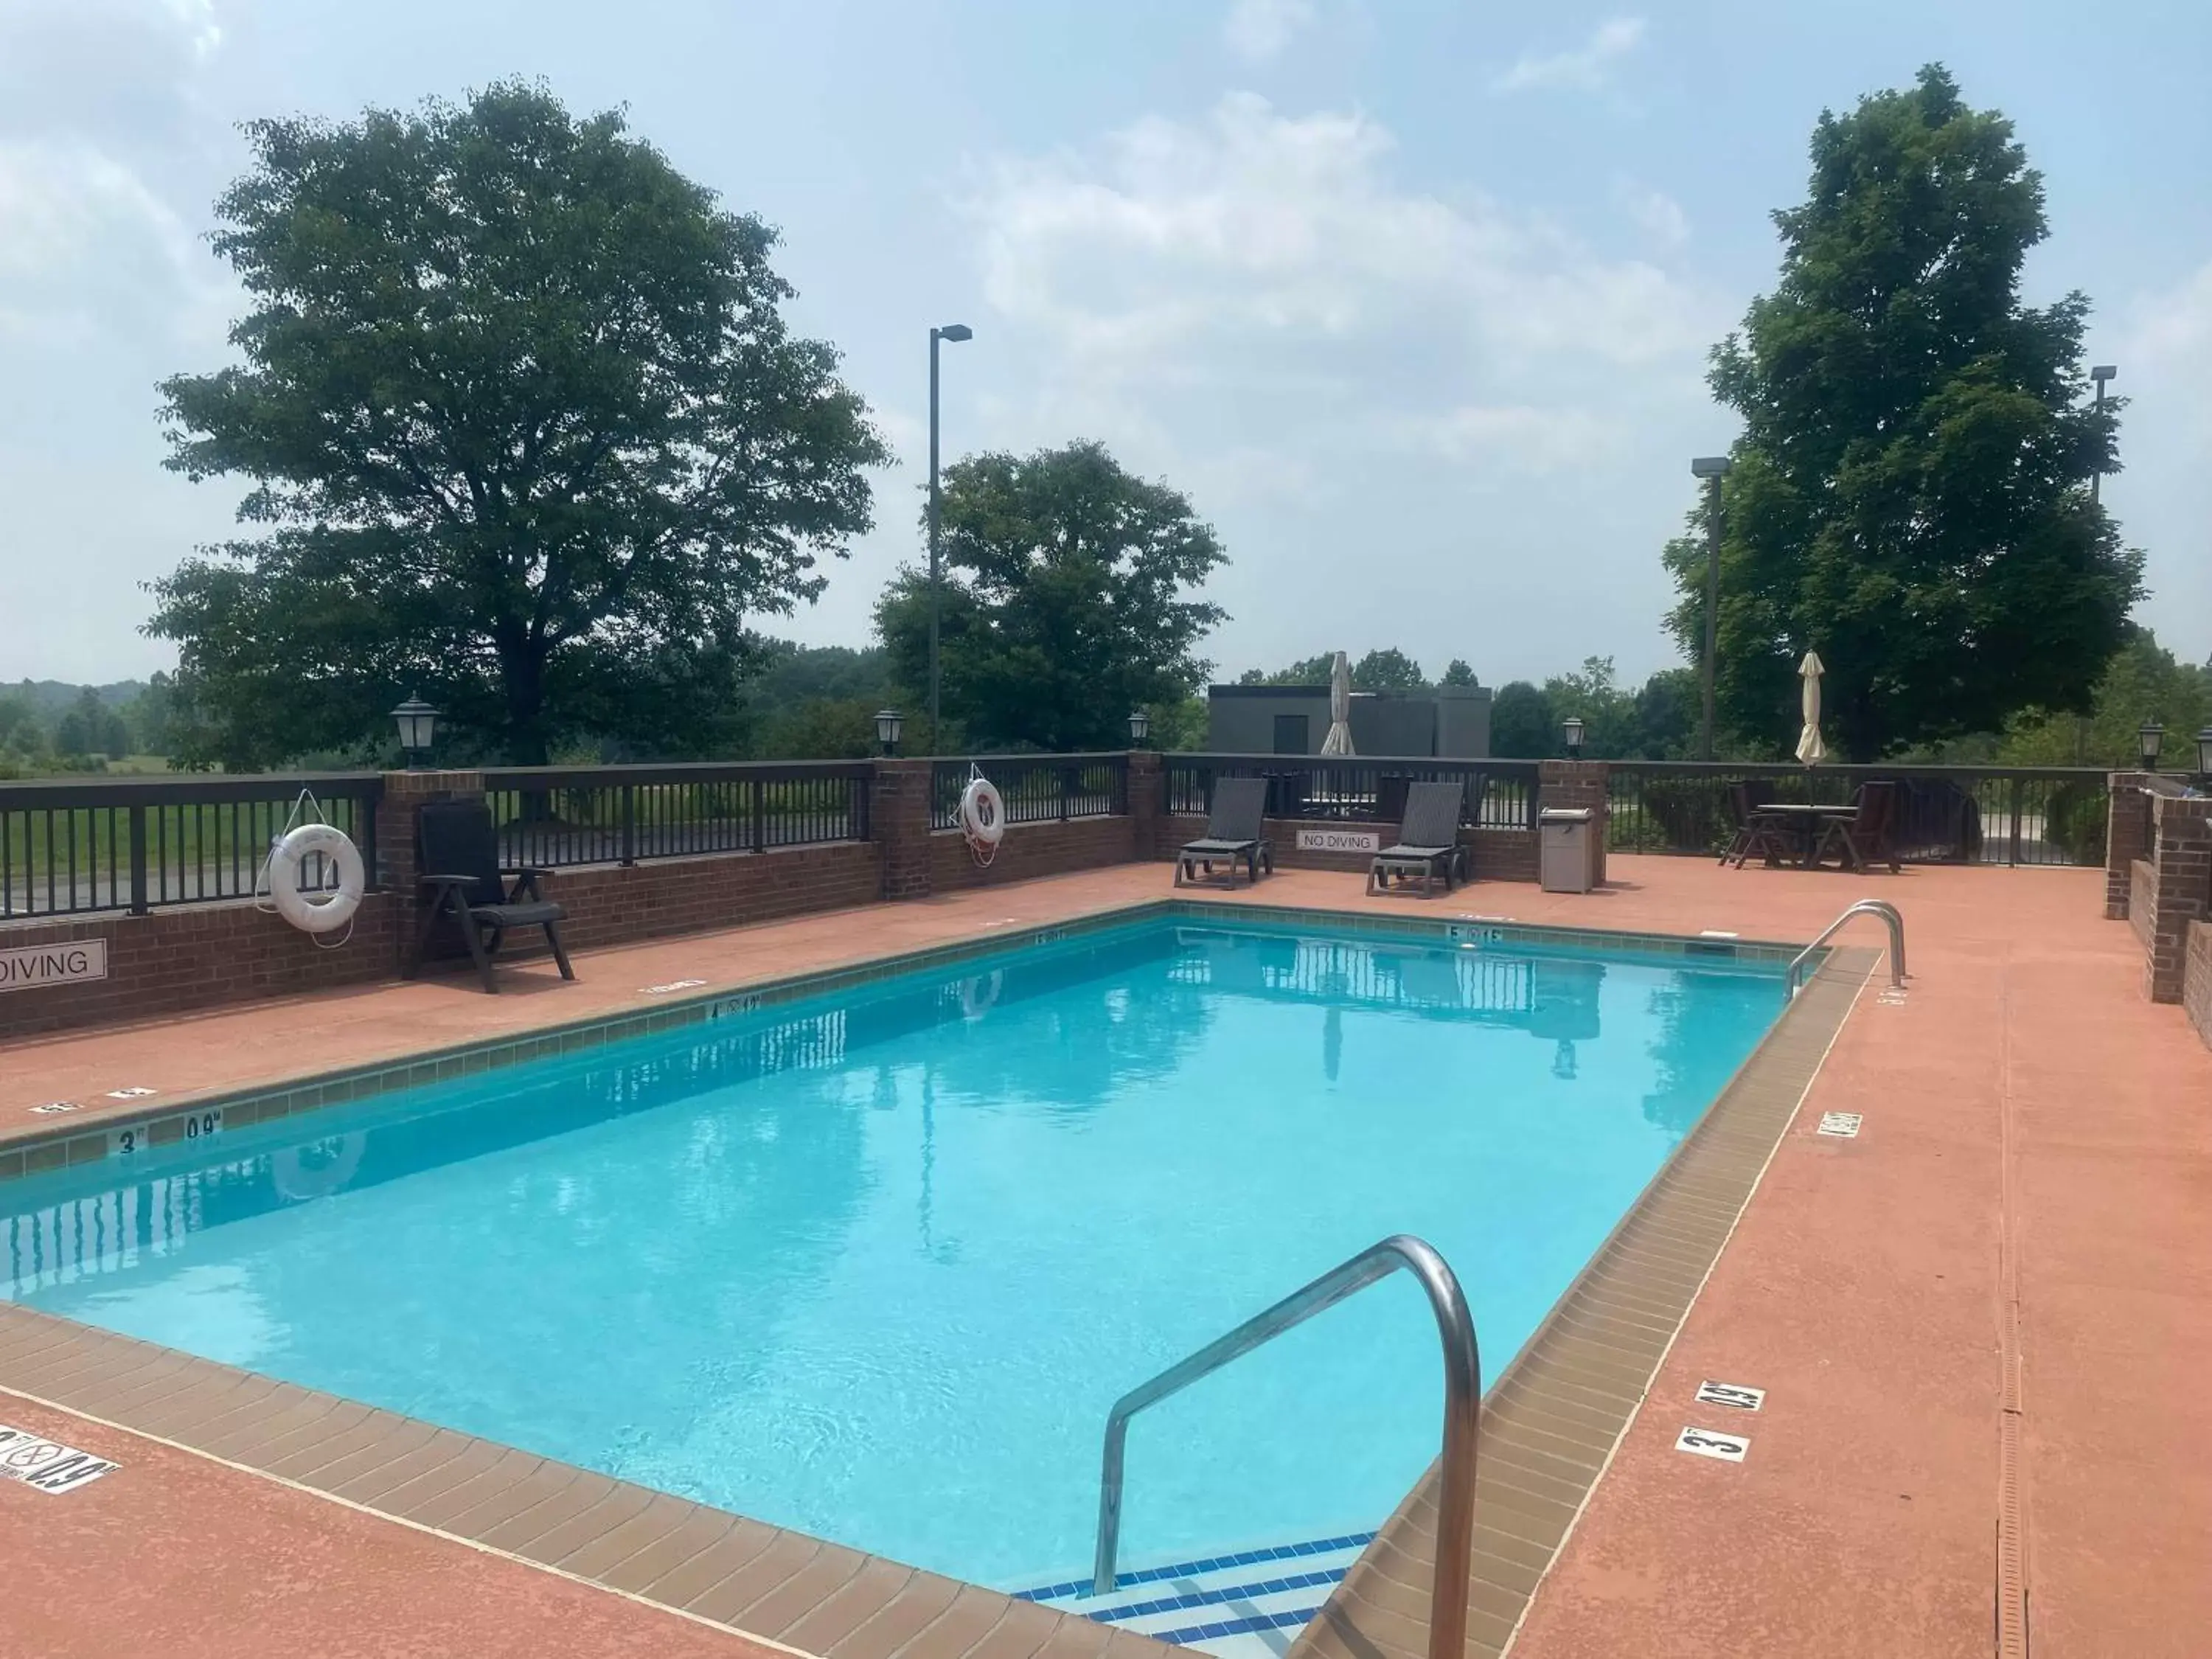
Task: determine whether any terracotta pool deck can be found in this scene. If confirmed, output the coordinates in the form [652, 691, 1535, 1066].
[4, 855, 2208, 1658]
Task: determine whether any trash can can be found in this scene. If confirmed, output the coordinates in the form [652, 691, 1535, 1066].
[1540, 807, 1597, 894]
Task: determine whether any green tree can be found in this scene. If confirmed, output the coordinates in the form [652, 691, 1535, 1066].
[1352, 648, 1429, 692]
[1489, 681, 1554, 758]
[1440, 658, 1478, 687]
[2000, 631, 2212, 768]
[1237, 653, 1336, 686]
[148, 82, 886, 767]
[876, 442, 1227, 751]
[54, 688, 129, 759]
[1666, 65, 2142, 760]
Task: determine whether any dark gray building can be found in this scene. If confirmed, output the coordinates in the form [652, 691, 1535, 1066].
[1203, 684, 1492, 757]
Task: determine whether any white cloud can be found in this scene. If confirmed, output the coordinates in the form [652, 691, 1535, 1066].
[1494, 17, 1647, 95]
[1622, 183, 1688, 248]
[1222, 0, 1316, 63]
[2114, 260, 2212, 654]
[957, 93, 1725, 678]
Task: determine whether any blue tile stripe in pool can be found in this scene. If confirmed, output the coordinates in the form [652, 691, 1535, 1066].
[1013, 1531, 1375, 1651]
[1011, 1530, 1375, 1604]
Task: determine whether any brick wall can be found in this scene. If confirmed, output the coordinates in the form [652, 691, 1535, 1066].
[527, 842, 880, 954]
[2144, 794, 2212, 1004]
[2185, 920, 2212, 1053]
[0, 897, 398, 1042]
[2105, 774, 2152, 919]
[930, 815, 1135, 891]
[2129, 859, 2156, 948]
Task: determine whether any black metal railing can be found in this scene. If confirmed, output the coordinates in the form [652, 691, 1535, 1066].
[1163, 755, 1540, 832]
[1604, 762, 2112, 867]
[931, 754, 1130, 830]
[0, 773, 383, 919]
[480, 762, 873, 868]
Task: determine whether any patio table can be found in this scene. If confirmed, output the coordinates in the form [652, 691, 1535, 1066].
[1749, 802, 1860, 869]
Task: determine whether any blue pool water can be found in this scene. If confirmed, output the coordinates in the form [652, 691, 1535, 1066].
[4, 919, 1782, 1586]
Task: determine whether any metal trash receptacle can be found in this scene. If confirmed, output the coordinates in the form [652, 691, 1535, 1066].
[1540, 807, 1596, 894]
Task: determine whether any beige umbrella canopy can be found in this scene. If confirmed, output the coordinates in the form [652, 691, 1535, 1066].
[1320, 650, 1355, 755]
[1795, 650, 1828, 765]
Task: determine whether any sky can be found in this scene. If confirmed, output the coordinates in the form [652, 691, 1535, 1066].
[2, 0, 2208, 691]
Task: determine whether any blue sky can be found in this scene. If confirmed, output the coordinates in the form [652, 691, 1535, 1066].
[3, 0, 2207, 689]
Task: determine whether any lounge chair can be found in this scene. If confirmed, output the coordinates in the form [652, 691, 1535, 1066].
[1367, 779, 1468, 897]
[408, 799, 575, 992]
[1176, 776, 1274, 888]
[1721, 781, 1792, 868]
[1815, 780, 1901, 874]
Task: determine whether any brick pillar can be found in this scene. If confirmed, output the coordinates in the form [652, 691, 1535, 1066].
[1127, 750, 1163, 861]
[2146, 793, 2212, 1004]
[873, 757, 935, 900]
[2104, 771, 2151, 919]
[1538, 759, 1612, 887]
[378, 768, 484, 973]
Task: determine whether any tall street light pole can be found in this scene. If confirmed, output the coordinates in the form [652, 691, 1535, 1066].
[1691, 456, 1733, 762]
[2090, 364, 2116, 506]
[928, 323, 973, 756]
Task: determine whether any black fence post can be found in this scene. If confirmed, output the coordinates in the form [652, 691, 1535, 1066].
[751, 775, 768, 854]
[128, 805, 149, 916]
[1060, 764, 1074, 821]
[2008, 776, 2024, 867]
[619, 784, 637, 866]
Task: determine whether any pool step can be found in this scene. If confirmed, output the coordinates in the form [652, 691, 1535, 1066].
[1012, 1531, 1373, 1659]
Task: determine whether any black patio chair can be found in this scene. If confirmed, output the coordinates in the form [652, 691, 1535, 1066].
[1368, 779, 1468, 897]
[408, 799, 575, 993]
[1721, 780, 1792, 868]
[1176, 776, 1274, 888]
[1815, 781, 1902, 874]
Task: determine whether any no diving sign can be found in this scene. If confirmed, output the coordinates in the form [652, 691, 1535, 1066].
[0, 1424, 119, 1495]
[0, 939, 108, 995]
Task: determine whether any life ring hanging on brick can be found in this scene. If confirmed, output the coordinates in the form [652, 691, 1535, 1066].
[959, 768, 1005, 867]
[256, 790, 364, 947]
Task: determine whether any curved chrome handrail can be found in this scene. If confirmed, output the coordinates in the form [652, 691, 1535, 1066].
[1091, 1235, 1480, 1659]
[1787, 898, 1906, 998]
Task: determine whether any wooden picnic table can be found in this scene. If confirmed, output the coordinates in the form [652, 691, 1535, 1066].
[1750, 801, 1859, 869]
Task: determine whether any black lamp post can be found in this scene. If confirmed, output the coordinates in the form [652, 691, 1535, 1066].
[1127, 708, 1151, 745]
[928, 322, 974, 757]
[2139, 720, 2164, 772]
[391, 693, 439, 770]
[2196, 726, 2212, 782]
[874, 708, 904, 757]
[1690, 455, 1733, 761]
[1562, 716, 1586, 759]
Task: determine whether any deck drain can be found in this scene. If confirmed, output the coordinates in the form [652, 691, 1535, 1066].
[0, 1425, 119, 1495]
[1699, 929, 1741, 939]
[1675, 1426, 1750, 1463]
[1817, 1111, 1863, 1138]
[639, 978, 708, 995]
[1694, 1380, 1765, 1412]
[105, 1087, 158, 1099]
[27, 1102, 81, 1116]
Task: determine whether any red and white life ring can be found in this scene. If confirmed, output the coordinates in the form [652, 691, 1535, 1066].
[959, 776, 1006, 864]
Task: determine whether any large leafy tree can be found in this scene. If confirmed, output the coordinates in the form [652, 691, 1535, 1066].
[150, 82, 886, 766]
[1665, 65, 2141, 760]
[877, 442, 1227, 751]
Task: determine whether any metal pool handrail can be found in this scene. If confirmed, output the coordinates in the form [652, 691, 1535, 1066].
[1787, 898, 1906, 998]
[1091, 1234, 1481, 1659]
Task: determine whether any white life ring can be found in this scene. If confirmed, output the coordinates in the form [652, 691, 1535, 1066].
[271, 1132, 367, 1202]
[268, 823, 366, 934]
[960, 969, 1004, 1020]
[959, 777, 1006, 847]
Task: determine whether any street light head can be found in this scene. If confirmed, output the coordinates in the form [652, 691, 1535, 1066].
[2090, 364, 2117, 384]
[936, 324, 973, 343]
[1690, 456, 1732, 479]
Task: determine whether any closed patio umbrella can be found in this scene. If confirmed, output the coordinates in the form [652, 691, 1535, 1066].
[1795, 650, 1827, 765]
[1320, 651, 1354, 755]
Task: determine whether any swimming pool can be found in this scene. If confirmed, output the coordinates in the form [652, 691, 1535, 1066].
[3, 915, 1784, 1590]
